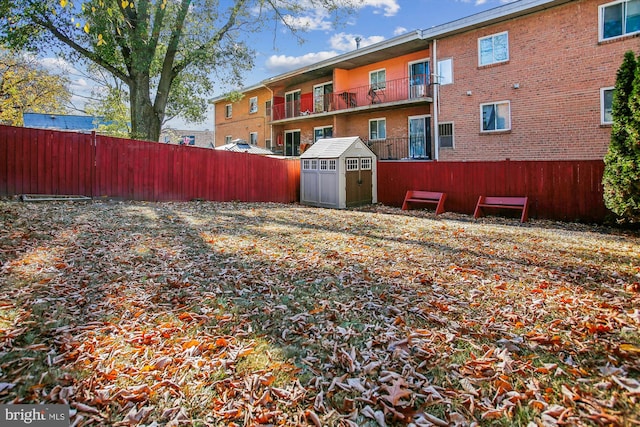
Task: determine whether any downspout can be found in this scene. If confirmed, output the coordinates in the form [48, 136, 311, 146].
[432, 38, 439, 161]
[266, 85, 274, 151]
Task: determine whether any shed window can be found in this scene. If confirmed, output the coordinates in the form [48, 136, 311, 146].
[346, 158, 359, 171]
[320, 160, 328, 170]
[328, 160, 337, 170]
[302, 159, 315, 170]
[311, 159, 318, 170]
[361, 158, 372, 170]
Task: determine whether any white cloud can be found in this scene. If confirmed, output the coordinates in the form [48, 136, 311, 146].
[279, 0, 400, 31]
[329, 32, 385, 51]
[282, 8, 332, 31]
[265, 51, 340, 74]
[357, 0, 400, 17]
[393, 26, 408, 36]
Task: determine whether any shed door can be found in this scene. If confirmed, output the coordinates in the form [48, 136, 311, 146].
[345, 157, 373, 207]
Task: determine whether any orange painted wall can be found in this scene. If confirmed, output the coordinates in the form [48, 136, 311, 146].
[333, 50, 431, 92]
[214, 86, 272, 148]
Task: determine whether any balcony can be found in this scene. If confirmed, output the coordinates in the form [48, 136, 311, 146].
[271, 76, 432, 122]
[365, 137, 432, 161]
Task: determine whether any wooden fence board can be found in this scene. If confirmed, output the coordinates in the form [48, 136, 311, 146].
[0, 125, 608, 222]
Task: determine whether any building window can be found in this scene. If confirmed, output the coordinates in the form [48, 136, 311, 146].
[250, 132, 258, 145]
[478, 31, 509, 66]
[437, 58, 453, 85]
[225, 135, 232, 144]
[225, 104, 232, 118]
[265, 139, 272, 150]
[313, 82, 333, 113]
[438, 122, 454, 148]
[360, 158, 372, 170]
[284, 130, 301, 156]
[249, 96, 258, 113]
[602, 87, 614, 124]
[481, 101, 511, 132]
[369, 118, 386, 140]
[346, 158, 359, 171]
[370, 69, 386, 90]
[600, 0, 640, 40]
[265, 100, 272, 117]
[314, 126, 333, 142]
[328, 159, 336, 170]
[285, 90, 301, 118]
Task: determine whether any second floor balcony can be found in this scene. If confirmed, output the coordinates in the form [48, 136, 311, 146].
[271, 75, 432, 122]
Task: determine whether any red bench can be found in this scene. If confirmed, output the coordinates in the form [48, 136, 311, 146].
[402, 190, 447, 215]
[473, 196, 529, 223]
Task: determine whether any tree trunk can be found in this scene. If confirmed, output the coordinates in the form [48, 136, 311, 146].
[129, 73, 162, 141]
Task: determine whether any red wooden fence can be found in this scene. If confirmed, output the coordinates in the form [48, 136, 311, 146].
[377, 160, 608, 223]
[0, 125, 610, 222]
[0, 125, 300, 203]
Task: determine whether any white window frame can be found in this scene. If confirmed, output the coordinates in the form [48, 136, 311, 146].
[314, 126, 333, 142]
[480, 101, 511, 132]
[478, 31, 509, 66]
[303, 159, 318, 170]
[225, 135, 232, 144]
[438, 122, 454, 148]
[437, 58, 453, 85]
[225, 104, 232, 118]
[285, 89, 301, 118]
[369, 118, 387, 140]
[599, 0, 640, 41]
[313, 81, 333, 113]
[328, 159, 337, 170]
[370, 69, 387, 90]
[249, 96, 258, 114]
[601, 87, 615, 124]
[346, 158, 359, 171]
[249, 132, 258, 145]
[360, 158, 372, 170]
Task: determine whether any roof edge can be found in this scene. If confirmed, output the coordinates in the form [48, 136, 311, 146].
[420, 0, 575, 39]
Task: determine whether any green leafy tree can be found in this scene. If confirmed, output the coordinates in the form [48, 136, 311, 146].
[84, 82, 131, 137]
[0, 0, 363, 141]
[0, 48, 71, 125]
[603, 50, 640, 221]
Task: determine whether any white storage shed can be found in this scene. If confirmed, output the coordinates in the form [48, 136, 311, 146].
[300, 137, 377, 209]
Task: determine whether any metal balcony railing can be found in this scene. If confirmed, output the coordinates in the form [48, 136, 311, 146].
[271, 75, 432, 121]
[364, 137, 432, 161]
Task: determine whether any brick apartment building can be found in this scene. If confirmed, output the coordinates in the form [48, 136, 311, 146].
[213, 0, 639, 161]
[213, 84, 274, 151]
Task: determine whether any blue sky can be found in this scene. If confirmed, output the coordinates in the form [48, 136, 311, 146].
[43, 0, 518, 131]
[250, 0, 517, 82]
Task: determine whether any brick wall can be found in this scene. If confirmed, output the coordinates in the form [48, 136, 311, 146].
[436, 0, 639, 161]
[214, 86, 272, 148]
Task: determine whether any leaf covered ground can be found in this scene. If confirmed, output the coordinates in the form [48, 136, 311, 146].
[0, 200, 639, 426]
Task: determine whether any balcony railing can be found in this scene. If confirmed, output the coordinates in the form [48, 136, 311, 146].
[271, 76, 432, 121]
[364, 137, 432, 161]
